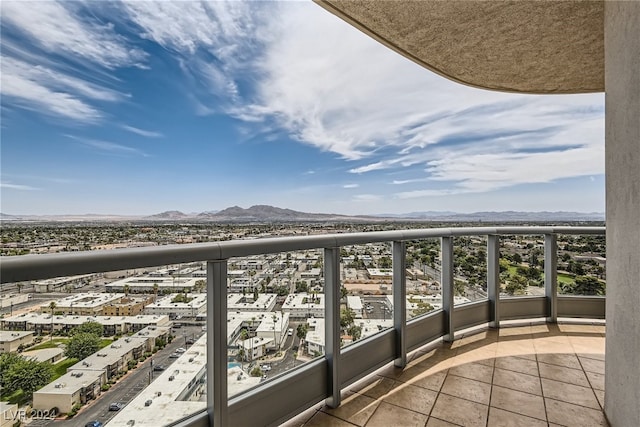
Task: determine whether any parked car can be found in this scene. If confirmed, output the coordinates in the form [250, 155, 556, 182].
[169, 353, 180, 358]
[287, 328, 293, 336]
[153, 365, 165, 371]
[85, 422, 103, 427]
[109, 403, 124, 411]
[186, 338, 194, 345]
[261, 364, 271, 371]
[176, 347, 186, 353]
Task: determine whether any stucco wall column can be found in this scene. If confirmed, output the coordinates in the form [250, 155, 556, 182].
[604, 2, 640, 426]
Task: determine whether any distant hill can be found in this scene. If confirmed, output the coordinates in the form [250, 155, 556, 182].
[196, 205, 363, 222]
[1, 206, 604, 223]
[145, 210, 189, 220]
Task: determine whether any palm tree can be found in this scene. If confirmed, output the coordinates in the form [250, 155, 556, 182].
[48, 301, 57, 341]
[272, 313, 279, 351]
[239, 329, 249, 370]
[153, 283, 159, 302]
[124, 284, 130, 297]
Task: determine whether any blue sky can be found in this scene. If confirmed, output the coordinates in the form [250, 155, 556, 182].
[1, 1, 605, 216]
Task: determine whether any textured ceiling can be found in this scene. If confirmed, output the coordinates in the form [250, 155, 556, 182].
[316, 0, 604, 94]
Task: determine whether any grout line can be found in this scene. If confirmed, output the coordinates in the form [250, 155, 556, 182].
[535, 348, 550, 424]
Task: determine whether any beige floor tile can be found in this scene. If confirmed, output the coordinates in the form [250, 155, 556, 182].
[594, 389, 605, 409]
[322, 392, 380, 426]
[538, 361, 590, 387]
[356, 376, 399, 400]
[545, 398, 609, 426]
[536, 353, 582, 370]
[490, 385, 546, 421]
[494, 355, 539, 376]
[577, 352, 606, 362]
[579, 356, 605, 375]
[365, 402, 428, 427]
[586, 370, 605, 391]
[440, 374, 491, 405]
[280, 409, 317, 427]
[430, 393, 488, 427]
[304, 411, 357, 427]
[498, 325, 532, 337]
[541, 378, 600, 409]
[382, 383, 438, 415]
[487, 407, 547, 427]
[451, 348, 497, 366]
[411, 370, 447, 392]
[447, 361, 494, 383]
[529, 324, 551, 334]
[496, 339, 537, 358]
[425, 417, 459, 427]
[493, 367, 542, 395]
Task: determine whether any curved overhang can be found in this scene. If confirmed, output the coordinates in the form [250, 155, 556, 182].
[315, 0, 604, 94]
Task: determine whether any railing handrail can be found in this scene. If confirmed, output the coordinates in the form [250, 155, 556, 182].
[0, 226, 605, 284]
[2, 225, 606, 427]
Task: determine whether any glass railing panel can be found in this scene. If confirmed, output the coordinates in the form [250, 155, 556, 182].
[225, 249, 325, 399]
[340, 243, 394, 347]
[497, 234, 545, 298]
[453, 235, 488, 305]
[557, 234, 606, 296]
[405, 238, 442, 319]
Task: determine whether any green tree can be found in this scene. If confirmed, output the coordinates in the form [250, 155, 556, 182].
[378, 256, 392, 269]
[69, 321, 103, 337]
[561, 276, 605, 296]
[340, 286, 349, 300]
[296, 323, 309, 345]
[340, 308, 355, 328]
[505, 275, 527, 296]
[66, 332, 101, 360]
[0, 353, 53, 397]
[48, 301, 57, 341]
[123, 284, 130, 297]
[347, 324, 362, 341]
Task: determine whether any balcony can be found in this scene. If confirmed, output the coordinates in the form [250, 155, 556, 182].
[0, 226, 606, 427]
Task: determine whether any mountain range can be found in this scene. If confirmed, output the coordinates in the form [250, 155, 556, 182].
[0, 205, 604, 223]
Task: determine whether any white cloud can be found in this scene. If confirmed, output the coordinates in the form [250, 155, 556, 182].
[1, 1, 146, 69]
[66, 135, 149, 157]
[0, 182, 40, 191]
[0, 56, 129, 122]
[353, 194, 383, 202]
[343, 184, 359, 189]
[121, 125, 163, 138]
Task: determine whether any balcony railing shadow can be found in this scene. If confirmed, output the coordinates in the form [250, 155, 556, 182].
[288, 321, 607, 427]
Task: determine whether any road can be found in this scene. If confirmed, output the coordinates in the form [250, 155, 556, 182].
[31, 325, 203, 427]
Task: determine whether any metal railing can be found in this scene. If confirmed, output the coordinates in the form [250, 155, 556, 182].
[0, 226, 606, 427]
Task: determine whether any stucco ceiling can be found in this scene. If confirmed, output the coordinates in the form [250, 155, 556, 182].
[316, 0, 604, 94]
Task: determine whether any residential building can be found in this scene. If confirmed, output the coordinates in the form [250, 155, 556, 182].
[0, 330, 34, 353]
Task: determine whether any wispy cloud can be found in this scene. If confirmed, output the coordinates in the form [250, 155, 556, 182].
[121, 125, 163, 138]
[343, 184, 359, 189]
[0, 182, 40, 191]
[353, 194, 383, 202]
[0, 56, 129, 122]
[1, 1, 146, 69]
[66, 135, 149, 157]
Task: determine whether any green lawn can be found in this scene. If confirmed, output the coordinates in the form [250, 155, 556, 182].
[52, 358, 79, 380]
[557, 272, 576, 284]
[29, 338, 69, 351]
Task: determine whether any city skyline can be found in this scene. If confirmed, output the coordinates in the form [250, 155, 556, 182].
[1, 1, 604, 216]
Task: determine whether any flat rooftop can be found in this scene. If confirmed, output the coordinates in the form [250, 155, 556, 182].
[0, 330, 34, 341]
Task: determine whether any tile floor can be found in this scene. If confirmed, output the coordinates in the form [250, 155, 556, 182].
[281, 321, 607, 427]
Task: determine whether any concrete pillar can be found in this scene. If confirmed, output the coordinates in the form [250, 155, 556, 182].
[604, 2, 640, 426]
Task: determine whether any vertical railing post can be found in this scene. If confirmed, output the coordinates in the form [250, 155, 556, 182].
[487, 235, 500, 329]
[393, 241, 407, 368]
[544, 234, 558, 323]
[441, 237, 455, 342]
[324, 247, 341, 408]
[207, 260, 228, 426]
